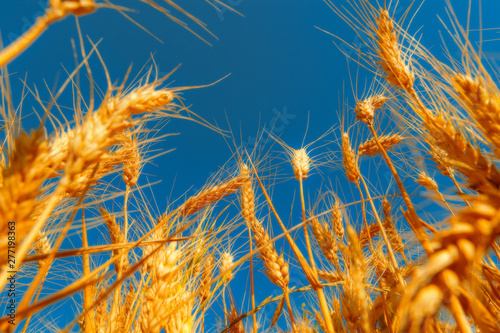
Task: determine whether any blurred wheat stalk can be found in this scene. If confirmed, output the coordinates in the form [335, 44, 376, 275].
[1, 0, 500, 332]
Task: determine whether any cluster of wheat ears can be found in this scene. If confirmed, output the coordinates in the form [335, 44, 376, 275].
[1, 0, 500, 332]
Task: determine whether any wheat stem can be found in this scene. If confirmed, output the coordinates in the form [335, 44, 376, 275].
[299, 178, 317, 273]
[81, 205, 95, 333]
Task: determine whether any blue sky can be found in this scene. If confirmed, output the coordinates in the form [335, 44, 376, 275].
[3, 0, 500, 331]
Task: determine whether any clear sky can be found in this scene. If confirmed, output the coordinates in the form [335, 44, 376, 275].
[2, 0, 500, 331]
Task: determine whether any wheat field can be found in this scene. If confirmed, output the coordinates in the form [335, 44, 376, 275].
[1, 0, 500, 332]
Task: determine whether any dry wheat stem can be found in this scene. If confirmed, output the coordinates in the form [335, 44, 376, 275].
[299, 177, 318, 272]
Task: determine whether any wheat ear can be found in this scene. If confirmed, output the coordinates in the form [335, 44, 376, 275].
[181, 173, 249, 216]
[311, 218, 338, 265]
[358, 134, 404, 156]
[341, 132, 360, 183]
[376, 9, 415, 92]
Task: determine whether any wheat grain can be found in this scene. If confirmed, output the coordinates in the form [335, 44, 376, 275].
[318, 269, 342, 283]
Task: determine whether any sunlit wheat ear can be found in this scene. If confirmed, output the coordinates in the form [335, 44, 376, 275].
[139, 243, 194, 333]
[122, 132, 141, 188]
[180, 173, 249, 216]
[292, 148, 310, 181]
[453, 73, 500, 153]
[310, 217, 338, 265]
[0, 0, 96, 67]
[332, 201, 344, 240]
[239, 164, 290, 289]
[116, 283, 137, 332]
[49, 0, 96, 16]
[100, 207, 129, 273]
[93, 287, 109, 332]
[240, 164, 256, 223]
[354, 95, 389, 125]
[358, 223, 380, 250]
[417, 172, 439, 194]
[199, 253, 214, 304]
[0, 131, 47, 263]
[66, 147, 128, 197]
[220, 251, 236, 283]
[398, 196, 500, 332]
[426, 113, 500, 194]
[376, 8, 415, 91]
[428, 145, 454, 177]
[317, 269, 342, 283]
[33, 231, 52, 269]
[344, 226, 371, 333]
[314, 310, 329, 333]
[358, 134, 404, 156]
[295, 320, 315, 333]
[341, 132, 360, 183]
[382, 199, 404, 254]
